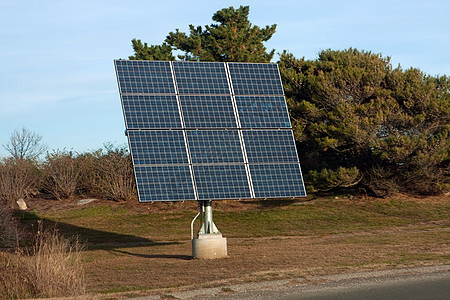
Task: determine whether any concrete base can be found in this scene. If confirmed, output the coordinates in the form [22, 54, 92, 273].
[192, 234, 227, 259]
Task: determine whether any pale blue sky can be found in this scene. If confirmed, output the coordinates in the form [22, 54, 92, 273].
[1, 0, 449, 157]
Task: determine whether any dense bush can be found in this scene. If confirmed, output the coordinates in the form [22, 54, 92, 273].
[0, 158, 41, 207]
[279, 48, 449, 196]
[43, 150, 84, 200]
[83, 144, 137, 202]
[0, 143, 136, 203]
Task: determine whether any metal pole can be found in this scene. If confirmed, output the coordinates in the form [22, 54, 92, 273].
[197, 200, 221, 236]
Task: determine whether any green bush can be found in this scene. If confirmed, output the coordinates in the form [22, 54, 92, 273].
[279, 48, 449, 196]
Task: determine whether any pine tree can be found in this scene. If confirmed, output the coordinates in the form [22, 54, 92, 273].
[279, 49, 449, 196]
[128, 40, 175, 61]
[130, 6, 276, 62]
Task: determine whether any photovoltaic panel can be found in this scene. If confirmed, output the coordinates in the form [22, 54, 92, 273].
[193, 164, 251, 200]
[228, 63, 284, 95]
[235, 96, 292, 128]
[115, 60, 175, 94]
[187, 130, 244, 164]
[128, 130, 188, 165]
[243, 130, 299, 164]
[122, 95, 182, 129]
[180, 95, 237, 128]
[173, 61, 230, 95]
[250, 164, 306, 198]
[134, 165, 195, 202]
[115, 60, 306, 202]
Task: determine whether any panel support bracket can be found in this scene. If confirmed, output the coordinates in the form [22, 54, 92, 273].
[197, 200, 221, 236]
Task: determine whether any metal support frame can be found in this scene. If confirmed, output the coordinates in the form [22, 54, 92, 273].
[194, 200, 221, 238]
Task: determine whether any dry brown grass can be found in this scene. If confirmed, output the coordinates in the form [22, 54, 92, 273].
[0, 204, 20, 248]
[0, 223, 85, 299]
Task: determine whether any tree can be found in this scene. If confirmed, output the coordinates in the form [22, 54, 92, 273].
[129, 40, 175, 61]
[130, 6, 277, 63]
[3, 127, 47, 161]
[279, 48, 449, 196]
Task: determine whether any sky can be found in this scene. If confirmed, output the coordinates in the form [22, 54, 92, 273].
[1, 0, 449, 157]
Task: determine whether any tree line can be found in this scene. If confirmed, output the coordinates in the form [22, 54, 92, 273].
[1, 6, 448, 206]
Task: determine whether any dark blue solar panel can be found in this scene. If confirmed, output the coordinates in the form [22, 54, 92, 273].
[194, 164, 251, 200]
[173, 61, 230, 95]
[116, 60, 306, 201]
[243, 130, 299, 163]
[115, 60, 175, 94]
[235, 96, 291, 128]
[128, 130, 188, 165]
[135, 165, 195, 202]
[187, 130, 244, 164]
[228, 63, 284, 95]
[122, 95, 182, 129]
[180, 95, 237, 128]
[250, 164, 306, 198]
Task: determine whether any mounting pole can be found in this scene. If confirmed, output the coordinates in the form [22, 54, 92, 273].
[192, 200, 228, 259]
[198, 200, 220, 235]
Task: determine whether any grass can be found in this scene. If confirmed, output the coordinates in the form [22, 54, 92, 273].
[10, 195, 450, 297]
[28, 197, 449, 243]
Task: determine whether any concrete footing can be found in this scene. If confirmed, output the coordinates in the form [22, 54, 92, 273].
[192, 234, 227, 259]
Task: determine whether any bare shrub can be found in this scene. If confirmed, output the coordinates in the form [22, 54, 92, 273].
[43, 150, 82, 199]
[0, 158, 41, 208]
[0, 223, 85, 299]
[83, 144, 137, 201]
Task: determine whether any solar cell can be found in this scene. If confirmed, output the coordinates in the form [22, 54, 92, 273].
[115, 60, 175, 94]
[235, 96, 291, 128]
[180, 95, 237, 128]
[173, 61, 230, 95]
[228, 63, 284, 95]
[128, 130, 188, 165]
[187, 130, 244, 164]
[134, 165, 195, 202]
[122, 95, 182, 129]
[243, 130, 299, 163]
[193, 164, 251, 200]
[250, 163, 306, 198]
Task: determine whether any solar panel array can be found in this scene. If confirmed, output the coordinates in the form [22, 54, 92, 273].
[115, 60, 306, 202]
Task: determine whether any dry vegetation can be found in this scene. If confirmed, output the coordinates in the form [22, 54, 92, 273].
[0, 203, 20, 248]
[0, 221, 85, 299]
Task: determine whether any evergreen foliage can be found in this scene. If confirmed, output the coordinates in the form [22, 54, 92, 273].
[129, 40, 175, 61]
[130, 6, 276, 62]
[279, 48, 449, 196]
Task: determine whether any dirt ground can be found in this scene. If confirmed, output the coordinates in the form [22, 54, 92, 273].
[22, 194, 450, 299]
[80, 226, 448, 298]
